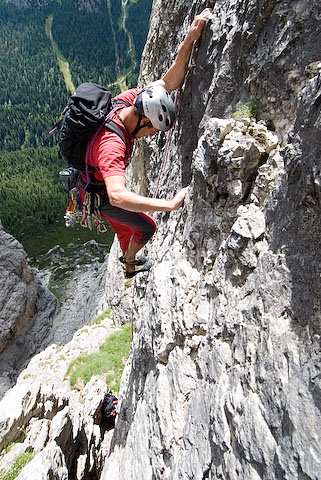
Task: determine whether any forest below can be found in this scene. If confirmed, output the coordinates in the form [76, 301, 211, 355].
[0, 0, 152, 256]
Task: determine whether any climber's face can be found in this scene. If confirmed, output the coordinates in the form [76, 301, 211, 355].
[134, 116, 159, 138]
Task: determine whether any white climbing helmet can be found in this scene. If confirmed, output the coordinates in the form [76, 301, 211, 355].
[134, 85, 176, 131]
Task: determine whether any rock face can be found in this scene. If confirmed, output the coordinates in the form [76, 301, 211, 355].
[1, 0, 321, 479]
[0, 224, 115, 479]
[0, 222, 59, 397]
[0, 316, 118, 479]
[101, 0, 321, 479]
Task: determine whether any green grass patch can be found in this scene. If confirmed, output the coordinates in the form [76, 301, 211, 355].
[67, 323, 132, 393]
[231, 100, 258, 120]
[89, 308, 113, 327]
[0, 449, 34, 480]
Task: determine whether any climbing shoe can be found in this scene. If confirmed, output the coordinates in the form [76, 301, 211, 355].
[119, 255, 149, 266]
[124, 259, 153, 279]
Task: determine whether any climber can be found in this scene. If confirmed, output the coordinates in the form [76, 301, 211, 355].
[84, 7, 212, 278]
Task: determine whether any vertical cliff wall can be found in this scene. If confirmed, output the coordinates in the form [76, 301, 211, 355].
[102, 0, 321, 479]
[0, 222, 59, 397]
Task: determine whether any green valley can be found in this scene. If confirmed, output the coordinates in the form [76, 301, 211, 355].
[0, 0, 152, 258]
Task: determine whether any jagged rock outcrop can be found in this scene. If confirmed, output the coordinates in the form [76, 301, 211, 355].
[0, 225, 113, 477]
[101, 1, 321, 479]
[0, 315, 118, 479]
[0, 222, 59, 397]
[0, 218, 109, 399]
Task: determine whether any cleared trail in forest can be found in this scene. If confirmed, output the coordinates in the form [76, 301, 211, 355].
[108, 0, 137, 90]
[45, 15, 75, 94]
[45, 3, 137, 93]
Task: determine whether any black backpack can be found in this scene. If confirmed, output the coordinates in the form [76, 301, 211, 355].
[101, 390, 119, 431]
[49, 82, 130, 172]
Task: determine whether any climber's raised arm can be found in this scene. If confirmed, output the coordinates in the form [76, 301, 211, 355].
[72, 7, 212, 280]
[153, 8, 212, 93]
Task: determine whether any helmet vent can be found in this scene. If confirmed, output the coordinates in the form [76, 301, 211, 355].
[139, 85, 176, 131]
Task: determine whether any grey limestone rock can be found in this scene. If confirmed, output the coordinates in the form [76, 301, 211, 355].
[1, 0, 321, 479]
[0, 222, 59, 397]
[0, 315, 118, 479]
[101, 1, 321, 479]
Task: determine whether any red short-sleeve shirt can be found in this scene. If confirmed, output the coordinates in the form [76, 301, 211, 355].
[85, 87, 142, 182]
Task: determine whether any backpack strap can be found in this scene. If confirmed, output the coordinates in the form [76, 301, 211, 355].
[103, 99, 132, 157]
[104, 118, 127, 144]
[84, 101, 132, 188]
[105, 99, 131, 139]
[105, 99, 132, 154]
